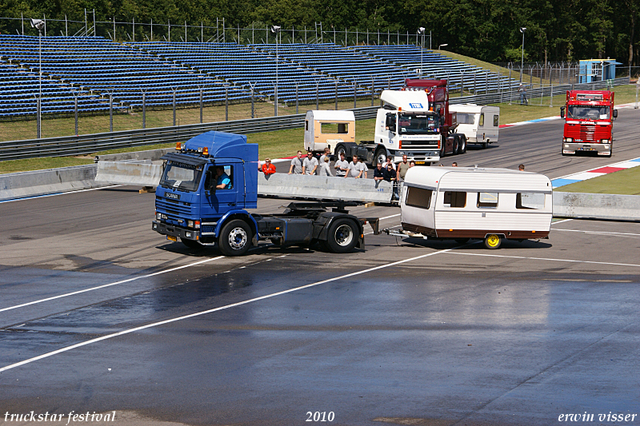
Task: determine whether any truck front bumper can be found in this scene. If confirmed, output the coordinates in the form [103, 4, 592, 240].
[390, 151, 440, 164]
[152, 221, 200, 241]
[563, 142, 611, 155]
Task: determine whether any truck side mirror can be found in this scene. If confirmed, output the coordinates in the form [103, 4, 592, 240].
[560, 107, 565, 118]
[613, 109, 618, 119]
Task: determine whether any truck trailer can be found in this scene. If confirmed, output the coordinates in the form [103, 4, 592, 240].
[152, 131, 377, 256]
[395, 166, 552, 249]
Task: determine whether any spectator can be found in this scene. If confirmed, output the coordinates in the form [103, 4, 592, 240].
[334, 152, 349, 177]
[384, 164, 399, 200]
[452, 162, 458, 167]
[318, 156, 332, 176]
[260, 158, 276, 175]
[409, 161, 416, 167]
[383, 157, 396, 171]
[288, 150, 304, 174]
[519, 164, 525, 171]
[373, 162, 385, 182]
[319, 147, 331, 164]
[302, 151, 318, 175]
[345, 155, 367, 179]
[397, 155, 411, 182]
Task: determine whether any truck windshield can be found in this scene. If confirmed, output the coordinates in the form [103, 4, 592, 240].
[160, 161, 203, 192]
[397, 113, 439, 135]
[567, 106, 610, 120]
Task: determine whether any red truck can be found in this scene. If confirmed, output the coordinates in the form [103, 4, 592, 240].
[404, 79, 467, 157]
[560, 90, 618, 157]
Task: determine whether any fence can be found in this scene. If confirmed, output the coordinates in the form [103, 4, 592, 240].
[0, 77, 629, 162]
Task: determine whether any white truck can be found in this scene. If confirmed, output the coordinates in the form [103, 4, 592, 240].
[394, 166, 552, 249]
[305, 88, 468, 166]
[449, 104, 500, 149]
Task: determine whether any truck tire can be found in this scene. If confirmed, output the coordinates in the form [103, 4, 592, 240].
[181, 238, 203, 249]
[326, 218, 359, 253]
[373, 147, 387, 167]
[457, 135, 467, 154]
[484, 234, 502, 249]
[452, 135, 459, 155]
[335, 143, 347, 160]
[219, 219, 252, 256]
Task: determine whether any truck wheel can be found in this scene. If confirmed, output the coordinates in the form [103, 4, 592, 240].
[326, 218, 358, 253]
[458, 135, 467, 154]
[219, 219, 252, 256]
[335, 144, 347, 160]
[606, 145, 613, 158]
[373, 147, 387, 167]
[181, 238, 203, 249]
[484, 234, 502, 249]
[452, 136, 459, 155]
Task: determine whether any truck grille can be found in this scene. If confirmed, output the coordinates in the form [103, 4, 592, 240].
[156, 197, 192, 217]
[580, 127, 595, 141]
[401, 140, 439, 148]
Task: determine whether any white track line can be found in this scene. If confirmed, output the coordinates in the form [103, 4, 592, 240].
[448, 251, 640, 268]
[0, 256, 225, 314]
[0, 248, 455, 373]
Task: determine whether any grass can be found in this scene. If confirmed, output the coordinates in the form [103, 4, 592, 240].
[556, 166, 640, 195]
[1, 85, 637, 175]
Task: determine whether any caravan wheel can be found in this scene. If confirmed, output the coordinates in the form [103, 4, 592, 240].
[484, 234, 502, 249]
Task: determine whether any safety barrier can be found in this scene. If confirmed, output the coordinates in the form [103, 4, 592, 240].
[553, 192, 640, 222]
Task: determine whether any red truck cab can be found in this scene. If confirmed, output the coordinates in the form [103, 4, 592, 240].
[561, 90, 618, 157]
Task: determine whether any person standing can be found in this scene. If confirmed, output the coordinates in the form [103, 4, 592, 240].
[319, 147, 332, 165]
[288, 150, 304, 174]
[345, 155, 367, 179]
[334, 152, 349, 177]
[318, 156, 332, 176]
[383, 157, 396, 171]
[397, 155, 411, 182]
[260, 158, 276, 175]
[302, 151, 318, 175]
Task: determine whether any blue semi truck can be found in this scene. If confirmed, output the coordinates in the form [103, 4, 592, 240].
[152, 131, 377, 256]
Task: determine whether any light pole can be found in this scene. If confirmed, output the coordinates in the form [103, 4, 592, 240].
[31, 18, 45, 138]
[520, 27, 526, 82]
[438, 43, 448, 50]
[271, 25, 281, 116]
[417, 27, 425, 77]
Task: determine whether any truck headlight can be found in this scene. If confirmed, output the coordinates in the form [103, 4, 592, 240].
[187, 220, 194, 228]
[601, 139, 609, 144]
[563, 137, 573, 142]
[156, 212, 162, 220]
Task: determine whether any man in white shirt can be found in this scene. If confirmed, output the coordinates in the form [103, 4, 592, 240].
[288, 150, 304, 174]
[302, 151, 318, 175]
[345, 155, 367, 179]
[334, 152, 349, 177]
[319, 147, 331, 165]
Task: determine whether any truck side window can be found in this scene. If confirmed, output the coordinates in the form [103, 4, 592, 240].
[207, 165, 233, 190]
[405, 186, 432, 209]
[493, 115, 499, 127]
[443, 191, 466, 208]
[477, 192, 498, 208]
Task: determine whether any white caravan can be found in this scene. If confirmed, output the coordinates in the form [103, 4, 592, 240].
[450, 104, 500, 148]
[399, 166, 552, 248]
[304, 110, 356, 154]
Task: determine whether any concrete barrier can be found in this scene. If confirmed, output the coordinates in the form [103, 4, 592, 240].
[258, 173, 395, 203]
[95, 161, 163, 187]
[553, 192, 640, 222]
[0, 165, 105, 201]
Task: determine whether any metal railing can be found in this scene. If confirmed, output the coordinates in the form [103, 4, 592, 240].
[0, 77, 628, 162]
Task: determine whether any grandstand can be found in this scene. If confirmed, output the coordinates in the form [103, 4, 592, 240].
[0, 34, 520, 120]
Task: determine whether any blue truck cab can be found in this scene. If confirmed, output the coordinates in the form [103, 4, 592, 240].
[152, 131, 372, 256]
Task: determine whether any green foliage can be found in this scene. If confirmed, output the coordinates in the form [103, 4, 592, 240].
[0, 0, 638, 64]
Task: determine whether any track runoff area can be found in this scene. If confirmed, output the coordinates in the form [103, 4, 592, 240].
[1, 113, 640, 424]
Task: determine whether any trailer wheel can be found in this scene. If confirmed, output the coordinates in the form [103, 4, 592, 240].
[373, 147, 387, 167]
[326, 218, 358, 253]
[484, 234, 502, 249]
[181, 238, 203, 249]
[219, 219, 252, 256]
[457, 135, 467, 154]
[452, 136, 459, 155]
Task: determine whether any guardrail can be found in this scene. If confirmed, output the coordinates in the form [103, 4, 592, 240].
[0, 77, 628, 162]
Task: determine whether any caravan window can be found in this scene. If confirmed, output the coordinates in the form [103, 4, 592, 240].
[477, 192, 498, 208]
[321, 122, 349, 134]
[516, 192, 546, 209]
[405, 186, 432, 209]
[479, 114, 485, 126]
[493, 115, 499, 127]
[457, 113, 476, 125]
[443, 191, 466, 208]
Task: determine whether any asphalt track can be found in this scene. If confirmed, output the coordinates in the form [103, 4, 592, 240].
[1, 109, 639, 426]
